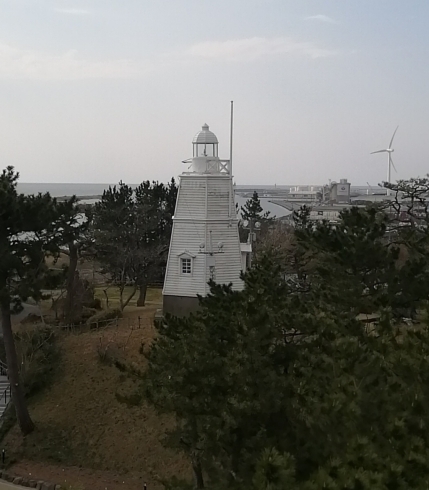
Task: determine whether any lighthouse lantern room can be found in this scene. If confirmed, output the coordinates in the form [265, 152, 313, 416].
[162, 123, 245, 316]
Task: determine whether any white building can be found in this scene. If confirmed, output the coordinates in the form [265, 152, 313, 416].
[309, 206, 342, 222]
[163, 124, 246, 316]
[288, 185, 321, 201]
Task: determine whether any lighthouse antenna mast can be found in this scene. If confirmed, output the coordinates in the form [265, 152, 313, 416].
[229, 100, 234, 218]
[230, 100, 234, 174]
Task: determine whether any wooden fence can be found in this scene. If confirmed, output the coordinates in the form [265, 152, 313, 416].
[54, 315, 155, 335]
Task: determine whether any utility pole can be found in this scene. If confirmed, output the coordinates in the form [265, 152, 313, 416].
[241, 218, 261, 268]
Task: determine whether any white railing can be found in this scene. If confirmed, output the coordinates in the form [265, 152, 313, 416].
[0, 360, 11, 410]
[0, 385, 11, 406]
[0, 360, 7, 377]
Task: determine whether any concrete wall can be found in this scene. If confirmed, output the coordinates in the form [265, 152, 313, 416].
[163, 295, 200, 317]
[310, 210, 340, 221]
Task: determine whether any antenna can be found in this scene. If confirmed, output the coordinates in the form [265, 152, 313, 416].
[229, 101, 234, 219]
[230, 101, 234, 175]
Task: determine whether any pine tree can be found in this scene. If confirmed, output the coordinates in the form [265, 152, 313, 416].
[294, 205, 429, 319]
[134, 178, 177, 305]
[143, 182, 429, 488]
[0, 167, 62, 435]
[240, 191, 273, 222]
[55, 196, 93, 324]
[92, 182, 138, 310]
[92, 179, 177, 309]
[239, 191, 274, 245]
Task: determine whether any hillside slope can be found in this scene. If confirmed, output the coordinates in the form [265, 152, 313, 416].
[3, 298, 190, 490]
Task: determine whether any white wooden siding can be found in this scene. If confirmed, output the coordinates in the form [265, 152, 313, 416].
[207, 184, 230, 218]
[174, 179, 207, 219]
[203, 222, 243, 292]
[174, 175, 236, 220]
[163, 173, 243, 298]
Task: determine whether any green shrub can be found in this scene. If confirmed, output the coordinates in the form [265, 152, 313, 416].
[0, 404, 17, 444]
[86, 308, 122, 329]
[79, 307, 97, 321]
[13, 327, 61, 398]
[160, 476, 193, 490]
[115, 391, 142, 407]
[86, 297, 102, 310]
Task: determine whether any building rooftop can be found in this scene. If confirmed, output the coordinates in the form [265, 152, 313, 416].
[193, 124, 218, 144]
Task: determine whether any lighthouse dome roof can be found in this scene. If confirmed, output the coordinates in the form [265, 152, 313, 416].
[193, 124, 218, 144]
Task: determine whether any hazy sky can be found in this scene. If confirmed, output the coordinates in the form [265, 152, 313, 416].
[0, 0, 428, 186]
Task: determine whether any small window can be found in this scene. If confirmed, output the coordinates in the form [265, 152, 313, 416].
[317, 211, 323, 216]
[181, 258, 192, 275]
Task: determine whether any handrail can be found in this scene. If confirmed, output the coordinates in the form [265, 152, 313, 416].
[0, 360, 7, 377]
[0, 359, 11, 413]
[0, 385, 11, 406]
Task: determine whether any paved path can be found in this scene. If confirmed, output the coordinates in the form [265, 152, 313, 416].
[0, 480, 28, 489]
[0, 303, 42, 335]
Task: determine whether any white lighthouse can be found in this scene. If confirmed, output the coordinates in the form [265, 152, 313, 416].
[163, 123, 245, 316]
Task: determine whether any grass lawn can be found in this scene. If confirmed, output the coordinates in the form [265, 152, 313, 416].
[3, 292, 188, 490]
[93, 286, 162, 310]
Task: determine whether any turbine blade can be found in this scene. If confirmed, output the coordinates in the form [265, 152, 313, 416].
[390, 155, 397, 172]
[371, 150, 387, 154]
[389, 125, 399, 149]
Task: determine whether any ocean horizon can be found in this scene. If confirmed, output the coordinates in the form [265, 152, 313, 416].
[16, 182, 381, 218]
[16, 182, 291, 217]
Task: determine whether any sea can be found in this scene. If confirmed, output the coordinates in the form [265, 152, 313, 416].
[17, 183, 292, 218]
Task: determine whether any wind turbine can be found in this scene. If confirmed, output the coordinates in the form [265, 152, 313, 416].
[370, 126, 398, 196]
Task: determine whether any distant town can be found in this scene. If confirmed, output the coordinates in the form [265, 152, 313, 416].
[235, 180, 390, 223]
[56, 178, 393, 226]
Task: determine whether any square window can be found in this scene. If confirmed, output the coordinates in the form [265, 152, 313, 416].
[181, 258, 192, 275]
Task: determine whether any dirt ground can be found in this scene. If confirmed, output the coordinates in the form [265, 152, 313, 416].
[3, 291, 190, 490]
[10, 460, 153, 490]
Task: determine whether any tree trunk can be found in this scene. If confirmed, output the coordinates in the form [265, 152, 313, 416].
[0, 301, 35, 435]
[191, 456, 204, 489]
[136, 283, 147, 307]
[189, 420, 204, 489]
[103, 289, 110, 309]
[65, 243, 78, 324]
[120, 284, 137, 311]
[231, 429, 242, 478]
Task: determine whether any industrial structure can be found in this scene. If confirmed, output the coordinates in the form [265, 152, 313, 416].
[323, 178, 351, 204]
